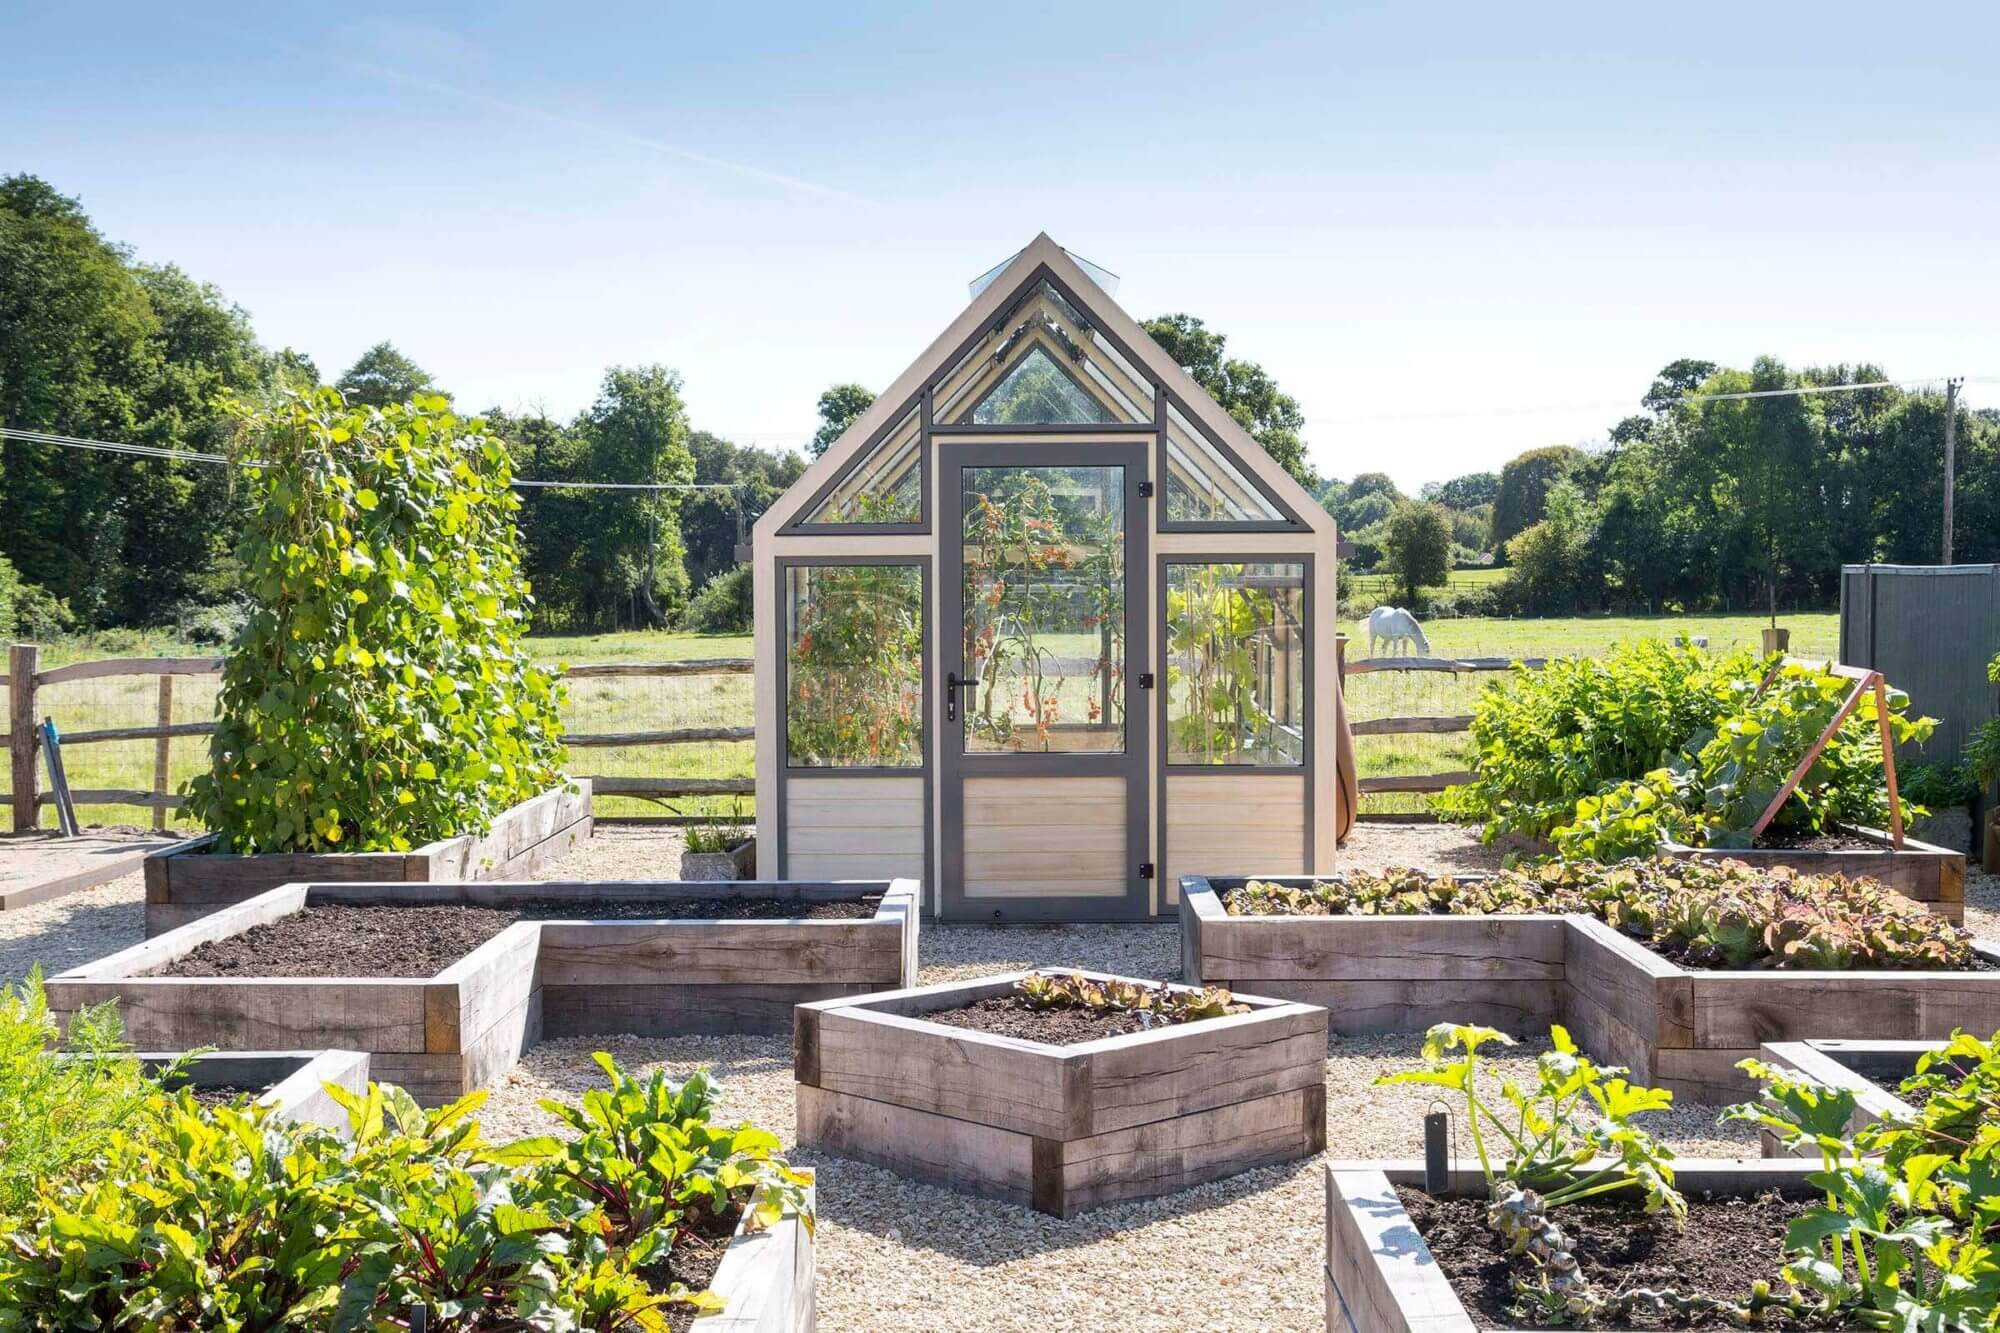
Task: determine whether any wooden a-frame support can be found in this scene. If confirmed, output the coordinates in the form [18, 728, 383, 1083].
[1749, 657, 1904, 848]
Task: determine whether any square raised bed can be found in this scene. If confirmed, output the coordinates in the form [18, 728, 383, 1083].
[51, 877, 919, 1105]
[145, 1048, 371, 1133]
[793, 971, 1327, 1217]
[1184, 873, 2000, 1102]
[1663, 822, 1965, 922]
[1324, 1159, 1824, 1333]
[142, 782, 594, 936]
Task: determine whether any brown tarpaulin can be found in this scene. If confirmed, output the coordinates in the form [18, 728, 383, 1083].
[1334, 642, 1358, 844]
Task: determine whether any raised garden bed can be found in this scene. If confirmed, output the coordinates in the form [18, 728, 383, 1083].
[1752, 1037, 1949, 1157]
[50, 876, 919, 1104]
[141, 781, 594, 936]
[1663, 821, 1966, 922]
[1184, 873, 2000, 1101]
[145, 1048, 370, 1132]
[1324, 1159, 1823, 1332]
[793, 970, 1327, 1217]
[682, 834, 756, 882]
[689, 1180, 816, 1333]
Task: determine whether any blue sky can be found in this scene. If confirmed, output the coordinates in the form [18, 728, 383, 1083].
[7, 1, 1998, 489]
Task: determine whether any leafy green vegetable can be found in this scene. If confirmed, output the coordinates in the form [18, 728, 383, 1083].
[1554, 660, 1935, 859]
[1226, 858, 1977, 971]
[1436, 638, 1758, 842]
[1014, 971, 1247, 1024]
[182, 389, 568, 854]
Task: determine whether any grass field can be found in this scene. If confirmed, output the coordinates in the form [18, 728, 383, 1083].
[7, 612, 1842, 830]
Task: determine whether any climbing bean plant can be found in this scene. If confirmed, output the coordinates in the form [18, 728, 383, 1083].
[184, 389, 567, 853]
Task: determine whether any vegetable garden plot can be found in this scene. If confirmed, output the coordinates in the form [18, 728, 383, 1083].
[793, 969, 1326, 1216]
[50, 877, 919, 1104]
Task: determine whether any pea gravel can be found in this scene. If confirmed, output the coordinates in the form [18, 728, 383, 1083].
[3, 823, 1923, 1330]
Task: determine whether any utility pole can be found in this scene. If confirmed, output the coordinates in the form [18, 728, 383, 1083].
[1943, 377, 1963, 565]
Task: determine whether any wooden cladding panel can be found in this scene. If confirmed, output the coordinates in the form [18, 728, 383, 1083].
[785, 776, 924, 881]
[1165, 773, 1306, 904]
[963, 775, 1125, 899]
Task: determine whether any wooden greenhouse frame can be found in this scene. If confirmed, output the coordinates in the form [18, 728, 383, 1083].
[751, 235, 1343, 920]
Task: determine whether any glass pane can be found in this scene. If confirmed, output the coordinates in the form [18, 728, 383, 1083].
[1165, 562, 1306, 765]
[1164, 402, 1286, 524]
[935, 281, 1152, 425]
[802, 404, 921, 524]
[786, 564, 923, 767]
[960, 465, 1125, 753]
[971, 346, 1116, 425]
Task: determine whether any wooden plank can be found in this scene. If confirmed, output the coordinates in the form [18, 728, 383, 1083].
[810, 1007, 1074, 1138]
[1349, 715, 1474, 736]
[690, 1183, 816, 1333]
[1651, 1046, 1759, 1104]
[50, 979, 429, 1053]
[33, 655, 222, 685]
[9, 644, 38, 831]
[151, 675, 174, 831]
[60, 719, 215, 745]
[535, 920, 902, 987]
[784, 851, 926, 880]
[43, 787, 183, 809]
[1691, 968, 2000, 1048]
[782, 826, 924, 855]
[1072, 1003, 1326, 1135]
[1563, 916, 1693, 1048]
[561, 658, 752, 679]
[1, 833, 202, 912]
[545, 981, 880, 1037]
[431, 923, 541, 1053]
[1054, 1084, 1323, 1216]
[583, 775, 753, 797]
[796, 1083, 1036, 1207]
[1325, 1168, 1476, 1333]
[784, 776, 923, 805]
[1342, 655, 1544, 676]
[1195, 914, 1567, 982]
[563, 725, 753, 746]
[1357, 771, 1474, 795]
[72, 882, 312, 977]
[1248, 978, 1563, 1037]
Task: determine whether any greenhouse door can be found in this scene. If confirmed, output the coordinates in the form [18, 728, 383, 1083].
[938, 443, 1151, 921]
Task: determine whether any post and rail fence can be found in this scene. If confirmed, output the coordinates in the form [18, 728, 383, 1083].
[3, 643, 754, 833]
[9, 638, 1547, 832]
[1334, 633, 1545, 803]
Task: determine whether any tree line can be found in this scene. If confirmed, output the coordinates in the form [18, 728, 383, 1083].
[1324, 358, 1997, 615]
[4, 171, 1989, 639]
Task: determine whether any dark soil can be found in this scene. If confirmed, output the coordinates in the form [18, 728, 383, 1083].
[158, 894, 883, 978]
[1399, 1185, 1828, 1329]
[924, 994, 1194, 1043]
[185, 1084, 263, 1106]
[1752, 829, 1887, 851]
[658, 1198, 744, 1333]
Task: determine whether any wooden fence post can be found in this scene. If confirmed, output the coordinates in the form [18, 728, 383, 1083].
[8, 643, 38, 832]
[153, 675, 174, 830]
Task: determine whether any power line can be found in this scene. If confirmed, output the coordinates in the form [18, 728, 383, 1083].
[0, 427, 739, 492]
[1306, 375, 1997, 428]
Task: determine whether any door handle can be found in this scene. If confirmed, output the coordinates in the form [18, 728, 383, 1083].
[945, 671, 977, 722]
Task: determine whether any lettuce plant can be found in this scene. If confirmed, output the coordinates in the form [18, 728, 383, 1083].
[1014, 971, 1245, 1024]
[1227, 858, 1978, 971]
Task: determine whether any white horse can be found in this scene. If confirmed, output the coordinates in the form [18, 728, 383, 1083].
[1364, 606, 1431, 658]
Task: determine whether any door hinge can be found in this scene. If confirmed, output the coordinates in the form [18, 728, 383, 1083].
[1138, 863, 1155, 880]
[1137, 672, 1155, 689]
[1137, 480, 1154, 498]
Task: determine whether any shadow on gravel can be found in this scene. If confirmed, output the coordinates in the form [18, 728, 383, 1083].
[796, 1148, 1320, 1265]
[0, 898, 144, 987]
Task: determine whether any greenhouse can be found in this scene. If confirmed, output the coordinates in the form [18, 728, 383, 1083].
[751, 235, 1343, 920]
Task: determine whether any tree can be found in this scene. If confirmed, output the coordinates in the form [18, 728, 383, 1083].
[1490, 445, 1589, 556]
[681, 430, 805, 592]
[575, 366, 697, 626]
[809, 383, 875, 458]
[0, 175, 269, 627]
[335, 341, 437, 408]
[1421, 471, 1500, 511]
[1501, 479, 1601, 613]
[1640, 358, 1720, 415]
[1383, 501, 1452, 604]
[1142, 313, 1316, 488]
